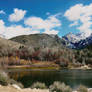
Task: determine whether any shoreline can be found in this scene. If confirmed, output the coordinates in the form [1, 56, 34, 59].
[5, 64, 92, 70]
[0, 85, 91, 92]
[6, 65, 60, 70]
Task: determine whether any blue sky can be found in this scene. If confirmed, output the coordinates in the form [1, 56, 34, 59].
[0, 0, 92, 38]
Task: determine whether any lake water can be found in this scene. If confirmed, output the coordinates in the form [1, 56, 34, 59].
[7, 69, 92, 89]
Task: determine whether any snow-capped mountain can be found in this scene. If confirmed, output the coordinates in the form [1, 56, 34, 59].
[62, 32, 92, 49]
[74, 34, 92, 49]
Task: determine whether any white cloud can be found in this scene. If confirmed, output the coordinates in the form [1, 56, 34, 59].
[64, 4, 83, 21]
[25, 17, 45, 29]
[69, 21, 78, 27]
[78, 22, 92, 36]
[24, 14, 61, 35]
[44, 29, 59, 35]
[9, 8, 26, 22]
[0, 20, 40, 39]
[64, 3, 92, 37]
[5, 25, 40, 39]
[0, 20, 5, 25]
[0, 9, 62, 38]
[0, 10, 5, 14]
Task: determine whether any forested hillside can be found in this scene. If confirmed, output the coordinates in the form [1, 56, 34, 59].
[0, 34, 91, 68]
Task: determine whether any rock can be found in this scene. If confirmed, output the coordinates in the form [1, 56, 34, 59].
[88, 88, 92, 92]
[12, 84, 21, 90]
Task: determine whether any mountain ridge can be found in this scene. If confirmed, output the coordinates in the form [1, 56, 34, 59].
[62, 32, 92, 49]
[10, 33, 64, 48]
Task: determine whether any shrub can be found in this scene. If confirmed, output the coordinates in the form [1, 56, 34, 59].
[49, 81, 72, 92]
[77, 85, 88, 92]
[31, 82, 47, 89]
[9, 79, 24, 88]
[0, 70, 9, 86]
[0, 70, 24, 88]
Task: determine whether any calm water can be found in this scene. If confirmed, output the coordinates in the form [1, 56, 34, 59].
[7, 69, 92, 89]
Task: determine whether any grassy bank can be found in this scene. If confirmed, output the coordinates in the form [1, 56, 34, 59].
[6, 62, 60, 70]
[7, 66, 60, 70]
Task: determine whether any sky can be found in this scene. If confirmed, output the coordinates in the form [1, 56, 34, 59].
[0, 0, 92, 39]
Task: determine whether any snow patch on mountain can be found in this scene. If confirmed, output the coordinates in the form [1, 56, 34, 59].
[62, 32, 91, 48]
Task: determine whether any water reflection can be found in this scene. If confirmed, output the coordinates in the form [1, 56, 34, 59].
[7, 69, 92, 89]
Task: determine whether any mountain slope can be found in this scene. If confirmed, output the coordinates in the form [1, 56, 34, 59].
[74, 34, 92, 49]
[0, 37, 25, 56]
[0, 37, 24, 49]
[62, 32, 91, 49]
[10, 34, 63, 48]
[10, 34, 75, 65]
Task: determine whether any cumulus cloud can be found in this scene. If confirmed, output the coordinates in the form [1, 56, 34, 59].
[25, 17, 45, 29]
[0, 20, 40, 39]
[9, 8, 26, 22]
[0, 8, 62, 38]
[0, 11, 62, 39]
[0, 10, 5, 14]
[24, 14, 61, 35]
[64, 4, 92, 37]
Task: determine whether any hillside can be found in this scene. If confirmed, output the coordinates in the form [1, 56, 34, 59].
[1, 33, 92, 68]
[0, 37, 25, 56]
[10, 34, 75, 67]
[10, 34, 63, 48]
[0, 37, 24, 49]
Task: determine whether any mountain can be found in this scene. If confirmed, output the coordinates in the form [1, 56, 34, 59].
[0, 37, 24, 49]
[10, 34, 63, 48]
[62, 32, 91, 49]
[2, 33, 92, 66]
[11, 33, 92, 49]
[5, 32, 92, 49]
[0, 33, 92, 67]
[0, 37, 25, 56]
[10, 34, 76, 65]
[75, 34, 92, 49]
